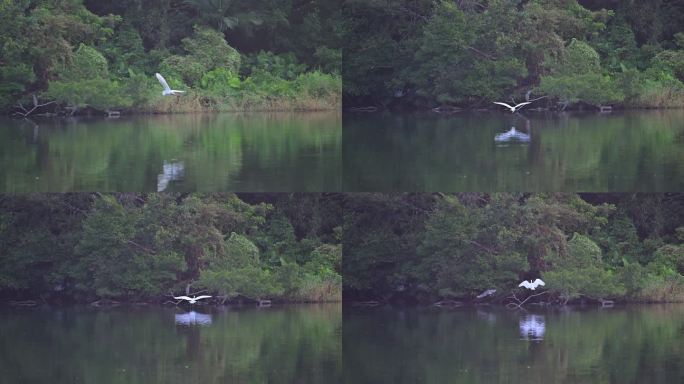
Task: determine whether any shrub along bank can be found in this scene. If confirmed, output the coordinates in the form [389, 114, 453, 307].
[1, 1, 341, 116]
[343, 193, 684, 305]
[343, 1, 684, 110]
[0, 193, 342, 305]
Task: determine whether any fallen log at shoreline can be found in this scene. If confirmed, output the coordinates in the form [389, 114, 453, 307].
[90, 299, 121, 307]
[433, 299, 463, 307]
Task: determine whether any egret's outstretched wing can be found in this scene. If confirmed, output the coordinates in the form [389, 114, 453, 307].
[518, 281, 531, 289]
[533, 278, 545, 287]
[156, 73, 171, 92]
[194, 295, 212, 300]
[513, 102, 532, 110]
[174, 296, 192, 301]
[493, 102, 514, 109]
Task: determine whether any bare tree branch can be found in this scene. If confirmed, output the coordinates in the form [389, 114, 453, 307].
[506, 290, 549, 308]
[13, 95, 56, 118]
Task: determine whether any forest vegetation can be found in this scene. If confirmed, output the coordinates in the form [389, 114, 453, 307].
[0, 0, 341, 116]
[343, 0, 684, 110]
[343, 193, 684, 305]
[0, 193, 342, 304]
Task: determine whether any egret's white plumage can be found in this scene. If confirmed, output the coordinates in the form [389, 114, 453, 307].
[155, 73, 186, 96]
[518, 279, 545, 290]
[173, 295, 212, 304]
[493, 101, 531, 113]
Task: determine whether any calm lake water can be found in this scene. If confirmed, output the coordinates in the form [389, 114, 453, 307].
[343, 305, 684, 384]
[0, 304, 341, 384]
[343, 110, 684, 191]
[0, 112, 341, 192]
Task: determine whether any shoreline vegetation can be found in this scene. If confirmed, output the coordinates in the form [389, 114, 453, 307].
[343, 0, 684, 111]
[0, 193, 343, 306]
[1, 1, 341, 117]
[343, 193, 684, 306]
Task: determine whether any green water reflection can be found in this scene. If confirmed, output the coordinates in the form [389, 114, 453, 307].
[343, 110, 684, 191]
[0, 112, 341, 192]
[343, 305, 684, 384]
[0, 304, 341, 384]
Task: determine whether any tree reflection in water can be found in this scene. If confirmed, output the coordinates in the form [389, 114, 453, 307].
[0, 304, 341, 384]
[344, 305, 684, 384]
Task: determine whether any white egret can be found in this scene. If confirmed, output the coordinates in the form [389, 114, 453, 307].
[519, 279, 545, 290]
[493, 101, 531, 113]
[155, 73, 186, 96]
[173, 295, 212, 304]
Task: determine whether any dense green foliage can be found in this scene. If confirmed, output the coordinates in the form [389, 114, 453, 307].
[0, 193, 342, 303]
[343, 193, 684, 303]
[0, 0, 341, 114]
[343, 0, 684, 109]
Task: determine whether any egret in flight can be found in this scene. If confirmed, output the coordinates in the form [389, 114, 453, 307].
[493, 101, 531, 113]
[155, 73, 186, 96]
[519, 279, 545, 290]
[173, 295, 212, 304]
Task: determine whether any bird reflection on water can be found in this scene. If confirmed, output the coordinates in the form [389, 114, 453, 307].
[494, 127, 531, 144]
[519, 314, 545, 341]
[157, 161, 185, 192]
[174, 311, 212, 326]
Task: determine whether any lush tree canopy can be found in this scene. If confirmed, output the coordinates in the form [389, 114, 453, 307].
[1, 0, 341, 114]
[343, 0, 684, 109]
[343, 193, 684, 304]
[0, 193, 342, 303]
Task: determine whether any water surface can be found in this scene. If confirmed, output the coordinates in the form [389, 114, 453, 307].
[343, 305, 684, 384]
[0, 304, 341, 384]
[0, 112, 341, 192]
[343, 110, 684, 191]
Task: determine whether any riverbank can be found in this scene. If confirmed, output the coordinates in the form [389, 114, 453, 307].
[345, 276, 684, 307]
[11, 74, 341, 118]
[1, 282, 343, 308]
[144, 88, 340, 114]
[345, 285, 684, 308]
[345, 100, 684, 113]
[2, 295, 342, 308]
